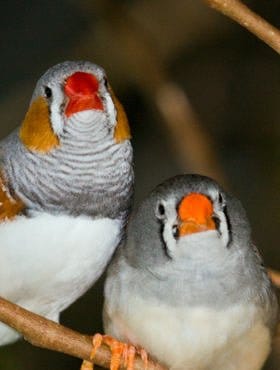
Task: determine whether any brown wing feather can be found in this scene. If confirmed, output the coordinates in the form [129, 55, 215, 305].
[0, 174, 25, 221]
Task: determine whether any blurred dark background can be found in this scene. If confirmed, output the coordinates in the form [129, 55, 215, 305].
[0, 1, 279, 369]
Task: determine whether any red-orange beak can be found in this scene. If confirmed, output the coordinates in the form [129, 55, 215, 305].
[178, 193, 216, 237]
[64, 72, 104, 117]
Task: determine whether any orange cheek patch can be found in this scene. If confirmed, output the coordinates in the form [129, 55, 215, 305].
[178, 193, 216, 236]
[0, 175, 25, 221]
[19, 96, 59, 153]
[110, 87, 131, 143]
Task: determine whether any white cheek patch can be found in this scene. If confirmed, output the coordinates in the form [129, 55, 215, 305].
[209, 189, 230, 248]
[161, 199, 178, 258]
[103, 92, 116, 128]
[49, 84, 65, 135]
[214, 208, 230, 247]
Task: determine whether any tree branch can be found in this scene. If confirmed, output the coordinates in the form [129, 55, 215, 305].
[203, 0, 280, 54]
[0, 297, 166, 370]
[155, 82, 227, 186]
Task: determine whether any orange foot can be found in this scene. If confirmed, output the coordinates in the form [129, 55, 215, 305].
[80, 333, 149, 370]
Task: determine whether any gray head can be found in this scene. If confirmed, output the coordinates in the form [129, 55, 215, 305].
[125, 174, 251, 269]
[30, 60, 116, 136]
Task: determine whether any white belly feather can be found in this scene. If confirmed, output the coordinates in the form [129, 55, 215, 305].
[0, 213, 122, 344]
[105, 295, 271, 370]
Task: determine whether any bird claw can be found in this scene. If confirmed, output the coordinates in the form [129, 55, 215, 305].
[80, 333, 104, 370]
[80, 359, 95, 370]
[80, 333, 149, 370]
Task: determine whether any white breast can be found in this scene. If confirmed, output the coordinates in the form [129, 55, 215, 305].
[0, 212, 121, 321]
[105, 295, 271, 370]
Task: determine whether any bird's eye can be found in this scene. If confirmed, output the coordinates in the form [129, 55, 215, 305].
[157, 203, 165, 217]
[44, 86, 52, 99]
[172, 225, 179, 239]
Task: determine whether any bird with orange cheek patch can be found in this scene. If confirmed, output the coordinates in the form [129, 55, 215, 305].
[102, 175, 278, 370]
[0, 61, 133, 345]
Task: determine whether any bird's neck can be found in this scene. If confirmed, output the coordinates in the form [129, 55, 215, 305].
[4, 112, 133, 219]
[63, 110, 112, 144]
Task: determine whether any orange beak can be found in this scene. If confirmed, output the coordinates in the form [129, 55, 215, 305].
[178, 193, 216, 237]
[64, 72, 104, 117]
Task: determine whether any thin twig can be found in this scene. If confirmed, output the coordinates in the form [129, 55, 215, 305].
[156, 82, 226, 185]
[0, 297, 166, 370]
[203, 0, 280, 54]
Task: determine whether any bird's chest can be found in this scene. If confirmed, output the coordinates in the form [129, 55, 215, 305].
[109, 296, 271, 370]
[0, 213, 122, 314]
[10, 139, 133, 217]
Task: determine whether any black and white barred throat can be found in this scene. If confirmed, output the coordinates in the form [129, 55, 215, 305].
[4, 110, 133, 220]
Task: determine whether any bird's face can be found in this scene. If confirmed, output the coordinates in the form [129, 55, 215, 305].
[19, 61, 130, 153]
[155, 185, 231, 260]
[127, 175, 250, 269]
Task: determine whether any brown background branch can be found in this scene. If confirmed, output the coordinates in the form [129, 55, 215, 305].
[0, 297, 166, 370]
[203, 0, 280, 54]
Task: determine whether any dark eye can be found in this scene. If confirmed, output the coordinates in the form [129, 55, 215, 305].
[157, 203, 165, 217]
[44, 86, 52, 99]
[172, 225, 179, 238]
[103, 77, 108, 89]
